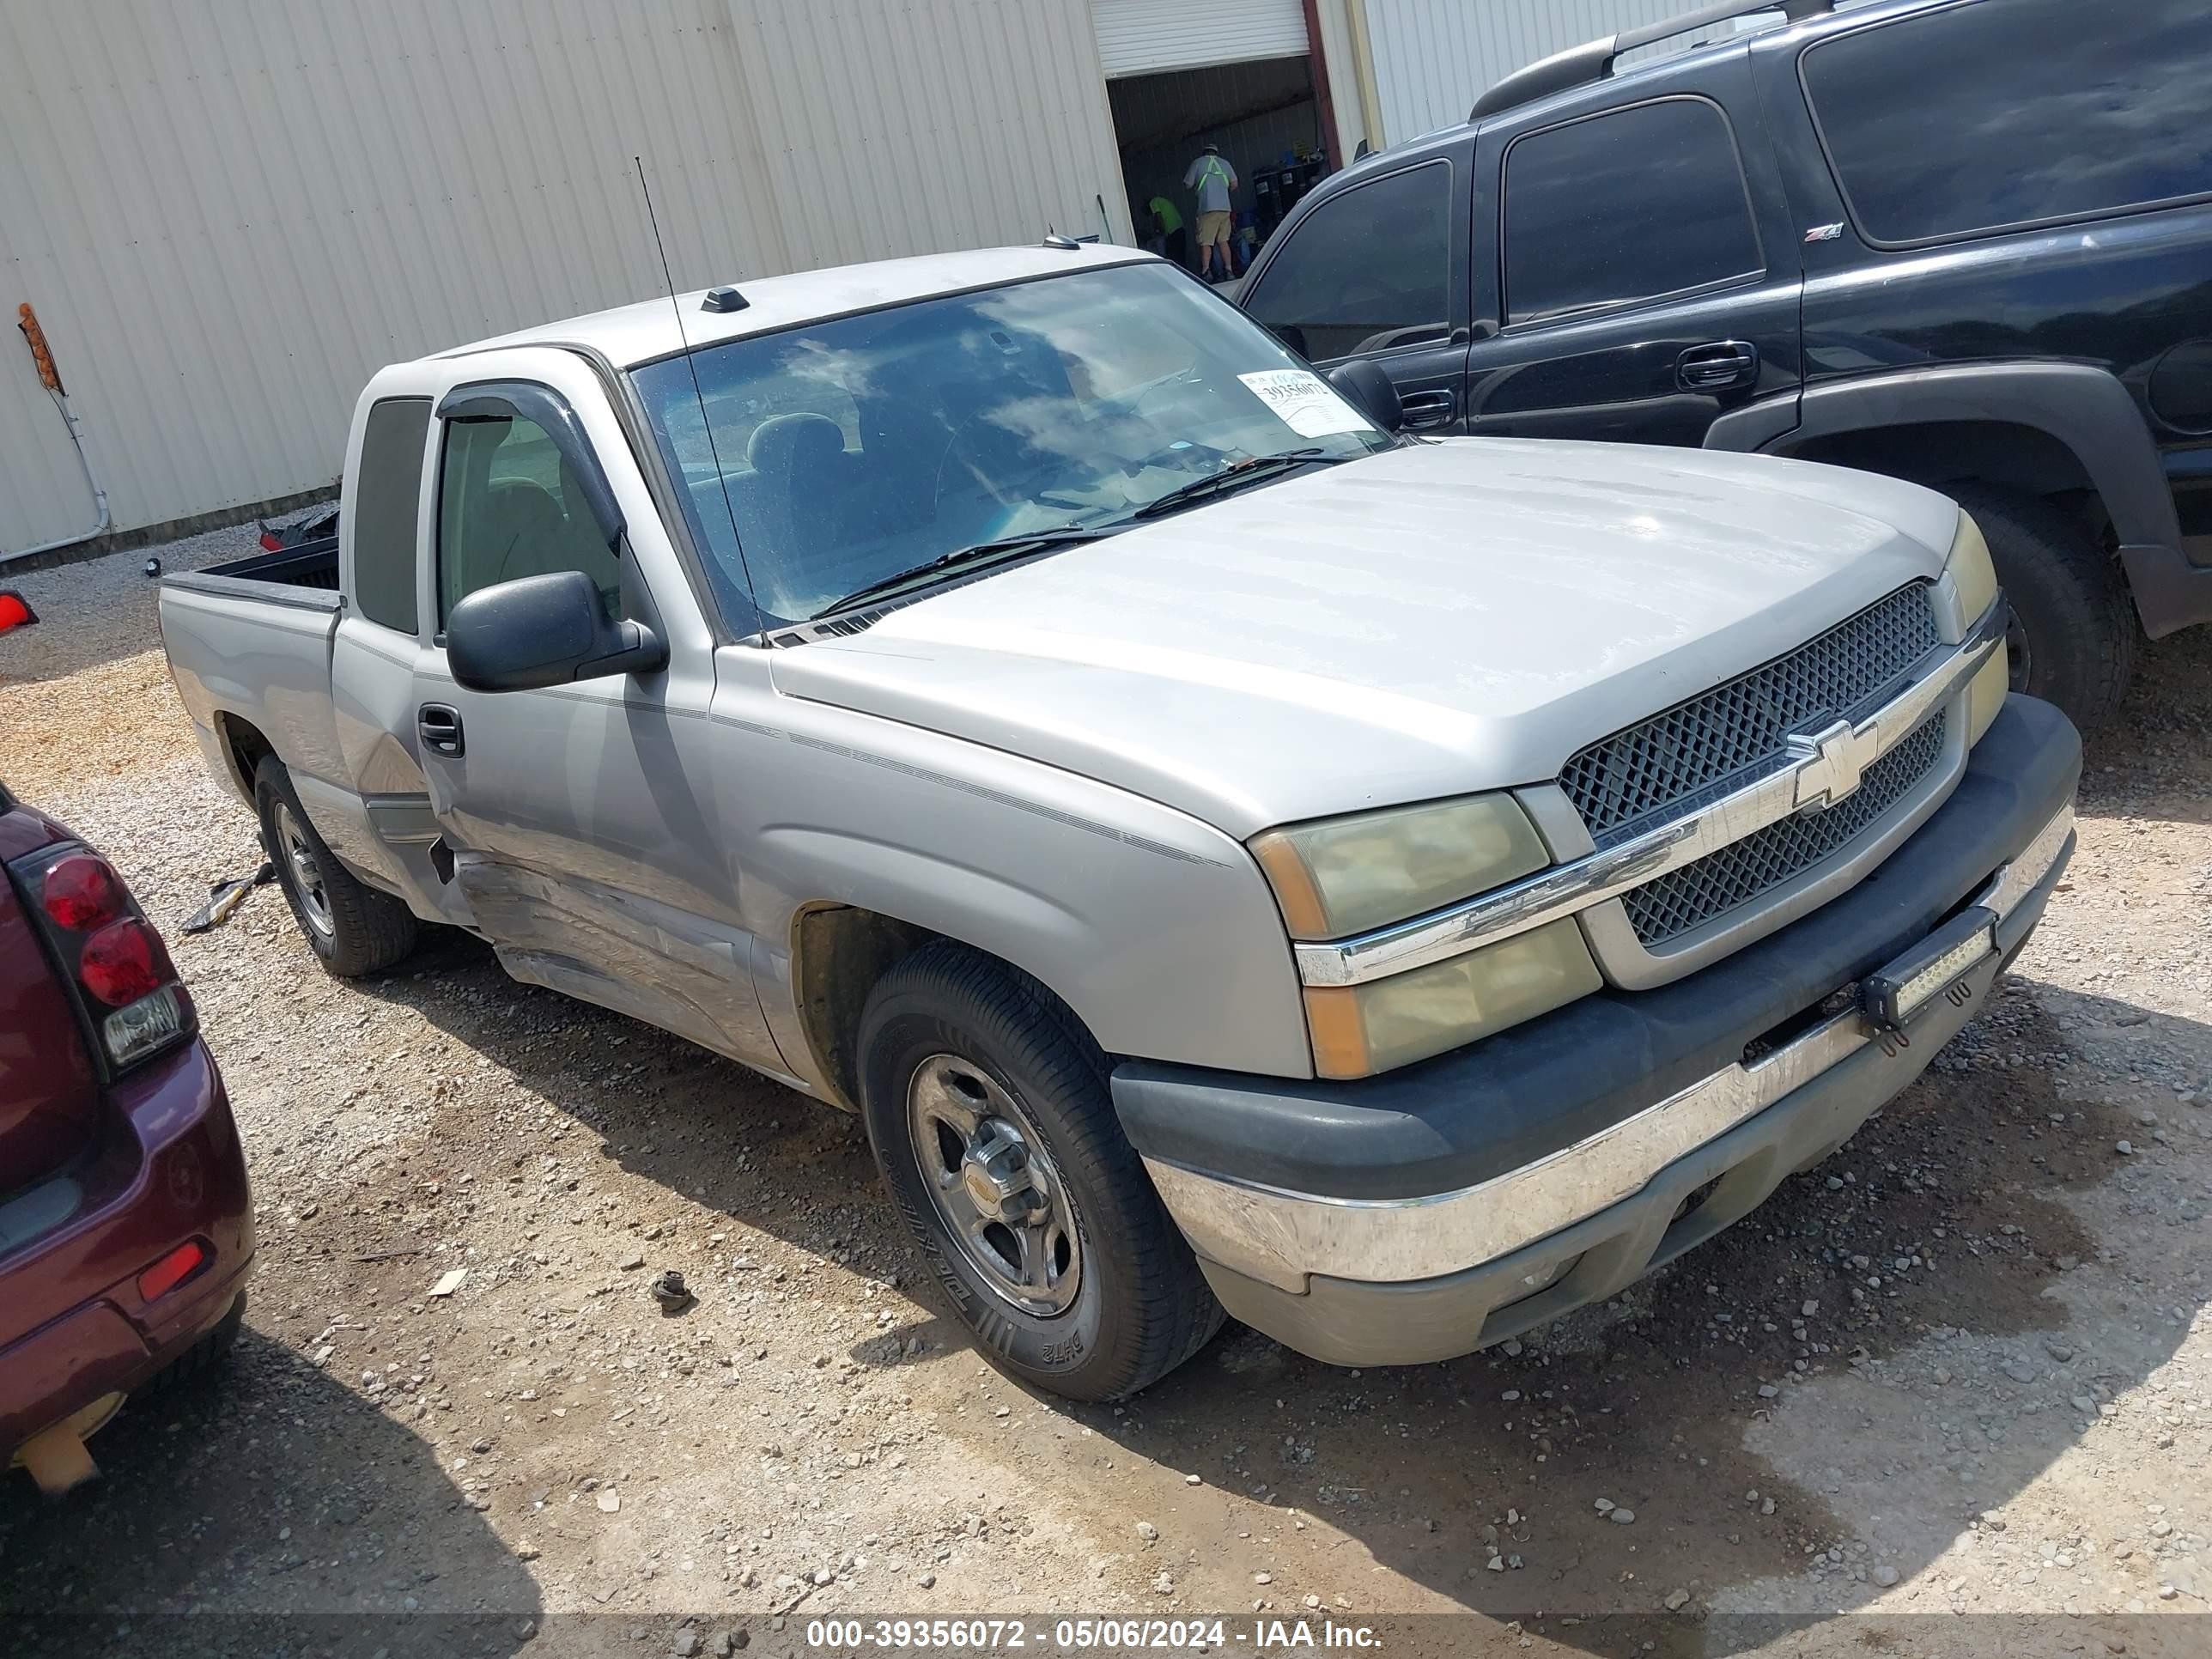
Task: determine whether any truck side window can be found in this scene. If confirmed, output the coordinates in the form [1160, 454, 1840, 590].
[436, 413, 622, 624]
[1802, 0, 2212, 246]
[1504, 98, 1761, 326]
[1243, 161, 1452, 362]
[352, 398, 431, 635]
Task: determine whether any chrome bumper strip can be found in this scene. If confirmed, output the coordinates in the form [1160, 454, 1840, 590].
[1292, 598, 2007, 990]
[1154, 797, 2073, 1293]
[1977, 799, 2074, 921]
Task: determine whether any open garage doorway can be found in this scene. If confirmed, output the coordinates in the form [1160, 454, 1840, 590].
[1108, 54, 1333, 284]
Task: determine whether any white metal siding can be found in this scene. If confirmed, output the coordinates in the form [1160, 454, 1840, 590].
[1093, 0, 1310, 79]
[0, 0, 1127, 550]
[1363, 0, 1727, 147]
[729, 0, 1127, 271]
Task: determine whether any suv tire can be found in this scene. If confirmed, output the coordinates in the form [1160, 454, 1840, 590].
[141, 1291, 246, 1398]
[253, 757, 418, 976]
[1952, 483, 2135, 732]
[857, 940, 1224, 1401]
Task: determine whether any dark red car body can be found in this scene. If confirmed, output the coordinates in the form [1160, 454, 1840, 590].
[1, 787, 252, 1484]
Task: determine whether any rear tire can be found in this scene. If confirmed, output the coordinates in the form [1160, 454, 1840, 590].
[141, 1291, 246, 1398]
[857, 940, 1224, 1401]
[252, 757, 417, 976]
[1952, 483, 2135, 732]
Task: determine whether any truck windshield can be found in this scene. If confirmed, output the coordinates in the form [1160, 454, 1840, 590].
[631, 260, 1392, 625]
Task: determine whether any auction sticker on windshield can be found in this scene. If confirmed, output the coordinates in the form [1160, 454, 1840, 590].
[1237, 368, 1372, 438]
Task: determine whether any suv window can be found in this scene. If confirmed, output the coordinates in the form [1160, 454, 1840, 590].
[436, 411, 622, 625]
[1243, 161, 1452, 362]
[1802, 0, 2212, 246]
[1504, 98, 1762, 325]
[351, 398, 429, 634]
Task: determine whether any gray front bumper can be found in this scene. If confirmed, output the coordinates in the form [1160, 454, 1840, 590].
[1152, 801, 2073, 1368]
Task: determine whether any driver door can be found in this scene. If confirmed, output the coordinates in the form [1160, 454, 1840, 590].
[409, 352, 781, 1072]
[1238, 149, 1473, 432]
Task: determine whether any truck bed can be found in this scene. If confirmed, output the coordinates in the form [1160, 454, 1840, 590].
[158, 534, 346, 808]
[161, 534, 338, 605]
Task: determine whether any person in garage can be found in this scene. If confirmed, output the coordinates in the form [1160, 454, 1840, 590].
[1147, 191, 1189, 270]
[1183, 143, 1239, 282]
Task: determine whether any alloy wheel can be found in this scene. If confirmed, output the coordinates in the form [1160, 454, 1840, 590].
[905, 1053, 1081, 1316]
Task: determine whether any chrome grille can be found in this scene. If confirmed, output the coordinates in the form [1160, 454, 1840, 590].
[1622, 714, 1948, 947]
[1559, 584, 1942, 844]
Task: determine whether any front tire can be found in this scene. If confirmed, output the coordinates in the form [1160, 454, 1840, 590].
[857, 941, 1223, 1401]
[252, 757, 418, 977]
[1952, 483, 2136, 732]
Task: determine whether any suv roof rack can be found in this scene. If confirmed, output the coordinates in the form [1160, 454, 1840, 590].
[1468, 0, 1832, 122]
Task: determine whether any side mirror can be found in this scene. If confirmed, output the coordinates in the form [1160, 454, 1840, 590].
[445, 570, 665, 693]
[1327, 360, 1405, 433]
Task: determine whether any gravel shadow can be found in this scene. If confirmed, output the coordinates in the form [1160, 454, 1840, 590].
[0, 1327, 543, 1656]
[344, 926, 895, 1292]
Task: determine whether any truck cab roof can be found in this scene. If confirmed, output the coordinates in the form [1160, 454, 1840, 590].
[438, 242, 1155, 372]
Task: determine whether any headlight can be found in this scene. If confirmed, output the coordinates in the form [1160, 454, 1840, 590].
[1955, 506, 2008, 623]
[1949, 510, 2008, 743]
[1250, 793, 1602, 1078]
[1249, 794, 1550, 939]
[1965, 642, 2008, 742]
[1304, 919, 1602, 1079]
[1949, 509, 1999, 622]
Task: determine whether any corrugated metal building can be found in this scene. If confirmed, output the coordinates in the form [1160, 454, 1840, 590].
[1356, 0, 1755, 149]
[0, 0, 1691, 556]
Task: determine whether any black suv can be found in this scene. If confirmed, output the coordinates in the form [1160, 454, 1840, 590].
[1238, 0, 2212, 729]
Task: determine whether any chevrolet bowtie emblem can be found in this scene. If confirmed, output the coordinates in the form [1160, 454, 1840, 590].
[1787, 720, 1878, 812]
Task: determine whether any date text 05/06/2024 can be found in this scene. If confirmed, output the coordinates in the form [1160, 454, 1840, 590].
[803, 1616, 1383, 1650]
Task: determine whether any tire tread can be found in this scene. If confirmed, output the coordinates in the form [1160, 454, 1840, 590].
[1952, 483, 2135, 731]
[140, 1291, 246, 1398]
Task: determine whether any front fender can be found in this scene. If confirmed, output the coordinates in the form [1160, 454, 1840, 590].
[714, 694, 1314, 1085]
[1708, 361, 2207, 635]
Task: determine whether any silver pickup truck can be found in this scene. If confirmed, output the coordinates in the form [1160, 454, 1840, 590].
[161, 243, 2081, 1401]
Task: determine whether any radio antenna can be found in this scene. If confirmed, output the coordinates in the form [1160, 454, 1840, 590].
[634, 155, 758, 626]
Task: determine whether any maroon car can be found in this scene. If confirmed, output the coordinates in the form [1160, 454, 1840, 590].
[2, 783, 252, 1493]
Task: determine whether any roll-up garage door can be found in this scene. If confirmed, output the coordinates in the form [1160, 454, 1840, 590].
[1091, 0, 1310, 79]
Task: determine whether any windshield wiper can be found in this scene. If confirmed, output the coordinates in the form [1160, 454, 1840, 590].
[1129, 449, 1348, 520]
[816, 526, 1118, 617]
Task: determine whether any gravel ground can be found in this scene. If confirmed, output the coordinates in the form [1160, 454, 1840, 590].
[2, 534, 2208, 1659]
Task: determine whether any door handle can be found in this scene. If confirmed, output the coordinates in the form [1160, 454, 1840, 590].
[1399, 388, 1458, 430]
[1676, 341, 1759, 391]
[417, 702, 464, 758]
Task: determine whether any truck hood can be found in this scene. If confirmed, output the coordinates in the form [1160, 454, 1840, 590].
[769, 439, 1961, 837]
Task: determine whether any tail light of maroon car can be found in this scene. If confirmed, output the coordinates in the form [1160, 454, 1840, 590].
[6, 846, 197, 1070]
[136, 1237, 213, 1302]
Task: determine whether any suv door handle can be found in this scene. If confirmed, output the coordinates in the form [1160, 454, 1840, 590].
[1399, 388, 1457, 429]
[417, 702, 465, 758]
[1676, 341, 1759, 391]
